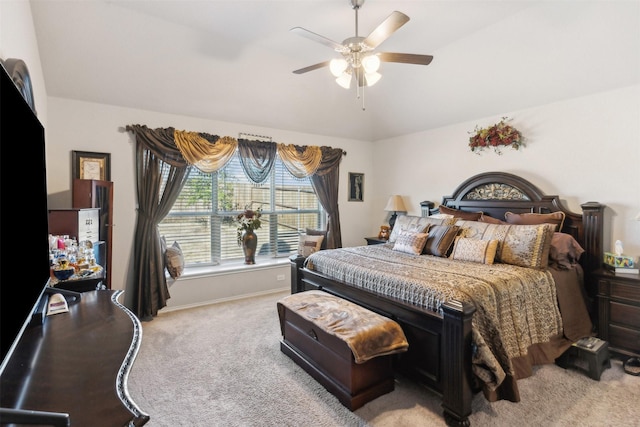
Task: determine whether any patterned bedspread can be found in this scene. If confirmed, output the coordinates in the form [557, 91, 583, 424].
[305, 244, 564, 390]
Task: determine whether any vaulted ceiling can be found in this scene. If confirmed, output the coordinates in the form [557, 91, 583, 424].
[30, 0, 640, 141]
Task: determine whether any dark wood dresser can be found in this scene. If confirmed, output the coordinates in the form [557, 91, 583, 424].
[0, 290, 149, 426]
[596, 269, 640, 358]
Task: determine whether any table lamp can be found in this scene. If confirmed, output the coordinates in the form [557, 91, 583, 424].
[385, 195, 407, 230]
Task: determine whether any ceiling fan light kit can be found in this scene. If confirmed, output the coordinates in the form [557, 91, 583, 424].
[291, 0, 433, 110]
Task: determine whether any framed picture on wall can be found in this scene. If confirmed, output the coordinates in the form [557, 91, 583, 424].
[72, 151, 111, 181]
[348, 172, 364, 202]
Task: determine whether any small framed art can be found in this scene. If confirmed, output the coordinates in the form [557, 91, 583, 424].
[72, 151, 111, 181]
[348, 172, 364, 202]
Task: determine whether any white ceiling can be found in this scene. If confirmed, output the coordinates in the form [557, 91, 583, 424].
[30, 0, 640, 141]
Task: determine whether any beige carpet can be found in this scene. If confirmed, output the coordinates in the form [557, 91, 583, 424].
[127, 290, 640, 427]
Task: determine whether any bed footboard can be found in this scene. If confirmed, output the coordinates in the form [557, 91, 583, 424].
[289, 254, 476, 426]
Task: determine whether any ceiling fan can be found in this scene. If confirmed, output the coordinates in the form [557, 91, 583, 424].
[291, 0, 433, 89]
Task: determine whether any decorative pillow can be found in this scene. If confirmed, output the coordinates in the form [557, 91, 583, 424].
[438, 205, 483, 221]
[392, 230, 429, 255]
[455, 220, 492, 239]
[298, 234, 324, 257]
[478, 214, 507, 225]
[498, 223, 556, 269]
[504, 211, 565, 232]
[162, 237, 185, 279]
[549, 232, 585, 269]
[305, 228, 328, 250]
[450, 237, 499, 264]
[428, 213, 455, 219]
[423, 225, 460, 257]
[388, 215, 457, 243]
[455, 220, 556, 269]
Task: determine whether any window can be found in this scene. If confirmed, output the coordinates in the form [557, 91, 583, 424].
[159, 154, 324, 266]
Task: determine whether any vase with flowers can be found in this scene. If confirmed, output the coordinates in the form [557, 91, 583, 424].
[236, 207, 262, 264]
[468, 117, 524, 155]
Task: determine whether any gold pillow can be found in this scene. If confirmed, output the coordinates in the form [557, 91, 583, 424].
[450, 237, 499, 264]
[455, 221, 556, 269]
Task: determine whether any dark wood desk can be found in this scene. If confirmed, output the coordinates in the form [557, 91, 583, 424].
[0, 290, 149, 426]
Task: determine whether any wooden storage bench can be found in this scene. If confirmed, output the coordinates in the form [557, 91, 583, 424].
[277, 290, 409, 410]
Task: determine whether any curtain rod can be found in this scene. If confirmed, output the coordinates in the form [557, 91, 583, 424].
[122, 126, 347, 156]
[239, 132, 272, 142]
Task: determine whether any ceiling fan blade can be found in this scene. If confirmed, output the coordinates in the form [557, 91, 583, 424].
[292, 61, 331, 74]
[378, 52, 434, 66]
[290, 27, 345, 51]
[362, 11, 410, 49]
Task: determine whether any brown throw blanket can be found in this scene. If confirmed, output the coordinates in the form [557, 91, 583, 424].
[278, 290, 409, 364]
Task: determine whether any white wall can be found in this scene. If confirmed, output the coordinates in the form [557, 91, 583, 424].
[372, 85, 640, 257]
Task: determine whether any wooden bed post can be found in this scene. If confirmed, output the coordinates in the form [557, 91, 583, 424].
[289, 255, 306, 294]
[580, 202, 605, 321]
[441, 300, 476, 427]
[580, 202, 605, 275]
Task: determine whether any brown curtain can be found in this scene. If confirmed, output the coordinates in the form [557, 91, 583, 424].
[126, 125, 196, 319]
[311, 146, 344, 249]
[238, 139, 277, 183]
[126, 124, 344, 318]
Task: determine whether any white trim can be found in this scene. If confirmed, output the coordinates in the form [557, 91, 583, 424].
[158, 287, 289, 314]
[166, 256, 290, 282]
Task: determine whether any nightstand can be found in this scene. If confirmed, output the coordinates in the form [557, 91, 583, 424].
[596, 268, 640, 359]
[365, 237, 388, 245]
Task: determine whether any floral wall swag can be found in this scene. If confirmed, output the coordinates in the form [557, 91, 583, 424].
[468, 117, 524, 154]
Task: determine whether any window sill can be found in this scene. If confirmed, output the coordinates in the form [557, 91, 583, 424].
[169, 256, 291, 281]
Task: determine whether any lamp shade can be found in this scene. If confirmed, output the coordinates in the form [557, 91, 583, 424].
[335, 72, 352, 89]
[330, 58, 348, 77]
[384, 195, 407, 212]
[364, 71, 381, 87]
[362, 54, 380, 73]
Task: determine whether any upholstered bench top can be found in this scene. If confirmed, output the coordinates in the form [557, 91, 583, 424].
[277, 290, 408, 364]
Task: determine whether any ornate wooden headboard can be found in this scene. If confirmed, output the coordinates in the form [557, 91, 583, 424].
[435, 171, 605, 275]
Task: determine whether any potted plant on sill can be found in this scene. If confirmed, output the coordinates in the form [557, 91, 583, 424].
[236, 207, 262, 264]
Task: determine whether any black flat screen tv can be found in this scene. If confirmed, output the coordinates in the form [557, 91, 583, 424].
[0, 61, 51, 374]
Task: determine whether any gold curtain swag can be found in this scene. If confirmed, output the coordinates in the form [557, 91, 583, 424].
[277, 143, 322, 179]
[174, 130, 237, 173]
[173, 128, 325, 179]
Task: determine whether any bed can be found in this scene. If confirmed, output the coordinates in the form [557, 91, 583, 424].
[289, 171, 604, 427]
